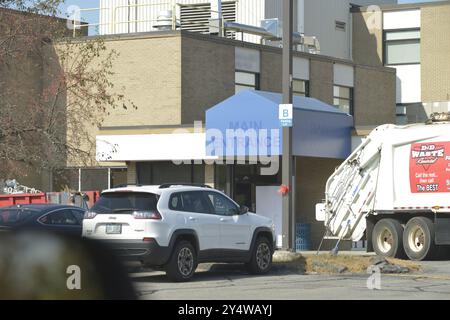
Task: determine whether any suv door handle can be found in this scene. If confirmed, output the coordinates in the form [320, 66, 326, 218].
[188, 217, 197, 221]
[220, 218, 230, 222]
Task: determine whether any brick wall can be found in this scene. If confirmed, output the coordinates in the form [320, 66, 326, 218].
[181, 35, 235, 124]
[309, 59, 334, 105]
[354, 65, 396, 126]
[421, 4, 450, 103]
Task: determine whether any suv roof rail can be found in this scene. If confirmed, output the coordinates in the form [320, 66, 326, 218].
[158, 183, 213, 189]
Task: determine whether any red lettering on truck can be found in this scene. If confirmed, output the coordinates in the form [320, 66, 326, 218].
[410, 142, 450, 193]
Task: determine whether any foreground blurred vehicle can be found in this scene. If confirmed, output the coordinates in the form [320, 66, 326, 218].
[0, 204, 86, 236]
[0, 230, 136, 299]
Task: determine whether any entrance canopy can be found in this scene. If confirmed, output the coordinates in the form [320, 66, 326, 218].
[205, 90, 353, 159]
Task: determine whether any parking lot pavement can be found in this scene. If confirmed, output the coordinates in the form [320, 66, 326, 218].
[130, 260, 450, 300]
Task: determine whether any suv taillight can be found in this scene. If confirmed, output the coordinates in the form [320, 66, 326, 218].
[133, 210, 162, 220]
[84, 211, 97, 219]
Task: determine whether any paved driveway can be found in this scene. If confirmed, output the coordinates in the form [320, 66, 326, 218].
[131, 260, 450, 300]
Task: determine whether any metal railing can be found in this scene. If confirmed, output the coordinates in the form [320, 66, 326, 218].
[72, 2, 177, 37]
[71, 2, 231, 37]
[112, 2, 177, 34]
[72, 7, 111, 37]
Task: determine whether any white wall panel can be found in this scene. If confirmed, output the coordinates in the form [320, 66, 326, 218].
[235, 47, 260, 73]
[393, 64, 421, 104]
[334, 63, 354, 87]
[97, 133, 218, 161]
[293, 57, 309, 80]
[383, 10, 421, 30]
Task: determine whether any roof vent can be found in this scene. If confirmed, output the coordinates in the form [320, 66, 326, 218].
[154, 10, 176, 31]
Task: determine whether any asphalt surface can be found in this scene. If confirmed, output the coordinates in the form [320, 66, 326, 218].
[130, 260, 450, 300]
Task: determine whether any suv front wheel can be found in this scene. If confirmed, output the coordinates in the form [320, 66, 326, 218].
[247, 236, 273, 275]
[166, 240, 197, 282]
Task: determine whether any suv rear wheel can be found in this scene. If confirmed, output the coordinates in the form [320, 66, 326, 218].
[166, 240, 197, 282]
[247, 236, 272, 275]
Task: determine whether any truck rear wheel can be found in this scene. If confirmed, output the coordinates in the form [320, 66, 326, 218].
[372, 219, 405, 258]
[403, 217, 437, 261]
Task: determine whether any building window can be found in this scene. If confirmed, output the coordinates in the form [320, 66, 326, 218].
[235, 71, 260, 93]
[137, 162, 205, 185]
[293, 79, 309, 97]
[384, 29, 420, 65]
[333, 85, 353, 114]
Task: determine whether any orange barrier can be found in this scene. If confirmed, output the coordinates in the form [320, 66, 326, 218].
[0, 193, 47, 207]
[0, 191, 101, 208]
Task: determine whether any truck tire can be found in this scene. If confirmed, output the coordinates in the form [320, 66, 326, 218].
[165, 240, 197, 282]
[403, 217, 437, 261]
[246, 236, 273, 275]
[372, 219, 405, 258]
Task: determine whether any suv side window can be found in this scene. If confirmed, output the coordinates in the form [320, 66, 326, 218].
[39, 209, 79, 226]
[206, 192, 239, 216]
[169, 193, 184, 211]
[179, 191, 212, 214]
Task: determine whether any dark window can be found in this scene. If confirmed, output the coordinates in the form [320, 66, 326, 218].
[40, 210, 79, 226]
[111, 168, 127, 188]
[71, 209, 85, 223]
[92, 192, 158, 213]
[137, 162, 205, 185]
[333, 85, 353, 115]
[0, 209, 35, 226]
[293, 79, 310, 97]
[384, 29, 420, 65]
[235, 70, 260, 93]
[205, 192, 239, 216]
[81, 169, 109, 191]
[180, 191, 212, 214]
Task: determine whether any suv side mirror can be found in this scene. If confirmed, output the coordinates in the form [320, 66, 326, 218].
[239, 205, 249, 215]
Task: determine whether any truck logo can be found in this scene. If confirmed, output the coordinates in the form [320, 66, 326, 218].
[411, 144, 445, 171]
[410, 142, 450, 194]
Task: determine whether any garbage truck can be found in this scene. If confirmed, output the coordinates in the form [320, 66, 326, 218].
[316, 113, 450, 261]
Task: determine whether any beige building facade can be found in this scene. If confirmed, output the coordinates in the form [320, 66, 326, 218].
[82, 31, 395, 249]
[352, 1, 450, 124]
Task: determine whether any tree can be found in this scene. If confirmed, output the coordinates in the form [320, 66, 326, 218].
[0, 0, 135, 188]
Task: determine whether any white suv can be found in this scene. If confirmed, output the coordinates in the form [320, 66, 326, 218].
[82, 184, 275, 281]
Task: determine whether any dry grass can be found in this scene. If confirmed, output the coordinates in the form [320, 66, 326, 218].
[273, 252, 422, 274]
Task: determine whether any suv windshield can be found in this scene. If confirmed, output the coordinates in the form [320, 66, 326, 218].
[91, 192, 159, 213]
[0, 208, 36, 226]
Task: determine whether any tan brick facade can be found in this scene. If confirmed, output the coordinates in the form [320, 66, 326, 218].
[101, 35, 182, 127]
[181, 35, 235, 124]
[309, 59, 334, 105]
[352, 11, 384, 67]
[295, 156, 352, 250]
[260, 50, 282, 93]
[354, 65, 396, 126]
[421, 4, 450, 103]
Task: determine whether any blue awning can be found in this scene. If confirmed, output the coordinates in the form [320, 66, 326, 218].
[205, 90, 353, 159]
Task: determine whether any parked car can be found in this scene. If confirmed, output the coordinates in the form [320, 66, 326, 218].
[0, 204, 86, 236]
[82, 184, 276, 282]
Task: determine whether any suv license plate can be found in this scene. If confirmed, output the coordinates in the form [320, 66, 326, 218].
[106, 224, 122, 234]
